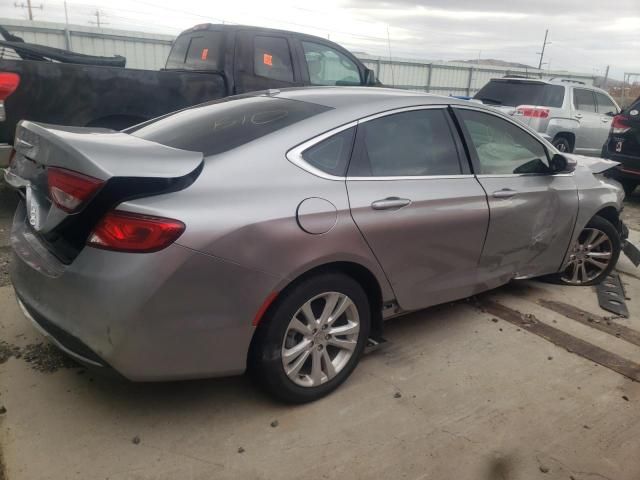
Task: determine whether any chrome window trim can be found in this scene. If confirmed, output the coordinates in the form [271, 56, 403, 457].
[476, 172, 575, 179]
[286, 104, 462, 181]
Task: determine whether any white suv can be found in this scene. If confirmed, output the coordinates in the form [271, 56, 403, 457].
[474, 77, 620, 155]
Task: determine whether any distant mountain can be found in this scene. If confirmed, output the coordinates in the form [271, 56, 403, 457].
[455, 58, 537, 69]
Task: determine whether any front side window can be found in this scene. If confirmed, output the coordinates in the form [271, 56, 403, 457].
[302, 41, 361, 86]
[595, 92, 618, 115]
[573, 89, 596, 112]
[302, 128, 356, 177]
[349, 109, 462, 177]
[457, 109, 549, 175]
[253, 36, 294, 82]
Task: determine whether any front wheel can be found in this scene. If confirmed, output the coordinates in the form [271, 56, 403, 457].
[251, 273, 371, 403]
[556, 216, 621, 286]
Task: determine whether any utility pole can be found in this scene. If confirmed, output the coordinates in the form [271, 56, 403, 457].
[14, 0, 43, 21]
[537, 29, 551, 70]
[63, 0, 71, 51]
[89, 10, 108, 28]
[602, 65, 610, 89]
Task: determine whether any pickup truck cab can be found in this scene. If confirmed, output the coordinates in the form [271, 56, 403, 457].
[0, 23, 377, 165]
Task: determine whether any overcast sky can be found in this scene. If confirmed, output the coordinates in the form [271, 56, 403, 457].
[2, 0, 638, 79]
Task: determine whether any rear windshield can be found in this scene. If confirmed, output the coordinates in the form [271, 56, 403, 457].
[165, 31, 224, 70]
[474, 80, 565, 108]
[130, 96, 331, 156]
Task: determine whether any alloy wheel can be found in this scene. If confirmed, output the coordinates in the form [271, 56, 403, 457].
[281, 291, 360, 387]
[561, 228, 613, 284]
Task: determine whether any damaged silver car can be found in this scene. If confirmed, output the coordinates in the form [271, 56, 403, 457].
[4, 87, 633, 402]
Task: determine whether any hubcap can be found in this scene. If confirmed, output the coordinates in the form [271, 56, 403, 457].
[561, 228, 612, 284]
[281, 292, 360, 387]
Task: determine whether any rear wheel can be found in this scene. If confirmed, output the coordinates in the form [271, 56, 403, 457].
[251, 273, 370, 403]
[556, 216, 620, 286]
[552, 136, 572, 153]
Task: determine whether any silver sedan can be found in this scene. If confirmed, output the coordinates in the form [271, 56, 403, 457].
[5, 87, 626, 402]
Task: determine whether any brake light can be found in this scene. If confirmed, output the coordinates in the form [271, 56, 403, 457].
[88, 211, 185, 253]
[0, 72, 20, 100]
[47, 167, 104, 213]
[611, 115, 631, 134]
[515, 105, 550, 118]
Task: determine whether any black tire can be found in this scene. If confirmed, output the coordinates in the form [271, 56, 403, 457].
[548, 216, 621, 286]
[620, 179, 637, 196]
[552, 136, 572, 153]
[250, 272, 371, 403]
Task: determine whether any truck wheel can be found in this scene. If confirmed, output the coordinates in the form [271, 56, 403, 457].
[251, 273, 370, 403]
[552, 136, 571, 153]
[551, 216, 620, 286]
[620, 180, 637, 196]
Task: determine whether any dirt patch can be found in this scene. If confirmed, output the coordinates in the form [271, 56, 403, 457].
[0, 340, 79, 372]
[0, 248, 10, 288]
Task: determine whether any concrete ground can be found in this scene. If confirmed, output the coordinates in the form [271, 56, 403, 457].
[2, 187, 640, 479]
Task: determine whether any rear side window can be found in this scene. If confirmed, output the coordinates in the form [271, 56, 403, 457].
[595, 92, 618, 115]
[131, 96, 330, 156]
[302, 127, 356, 176]
[573, 89, 596, 112]
[474, 80, 565, 108]
[254, 36, 294, 82]
[165, 31, 224, 70]
[349, 109, 462, 177]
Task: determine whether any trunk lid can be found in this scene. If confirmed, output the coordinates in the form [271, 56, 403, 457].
[4, 120, 203, 263]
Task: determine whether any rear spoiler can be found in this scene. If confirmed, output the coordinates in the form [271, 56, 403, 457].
[14, 121, 203, 180]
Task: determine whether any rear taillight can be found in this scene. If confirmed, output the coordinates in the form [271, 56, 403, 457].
[515, 105, 550, 118]
[611, 114, 631, 134]
[47, 167, 104, 213]
[88, 211, 185, 253]
[0, 72, 19, 100]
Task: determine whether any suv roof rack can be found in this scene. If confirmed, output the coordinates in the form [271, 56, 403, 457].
[502, 74, 543, 80]
[549, 77, 586, 85]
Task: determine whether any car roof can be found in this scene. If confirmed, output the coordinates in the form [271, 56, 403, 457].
[272, 86, 472, 110]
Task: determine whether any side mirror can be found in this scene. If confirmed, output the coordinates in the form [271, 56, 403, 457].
[550, 153, 576, 174]
[364, 68, 377, 86]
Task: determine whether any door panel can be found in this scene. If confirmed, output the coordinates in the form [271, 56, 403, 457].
[573, 89, 601, 154]
[348, 178, 489, 310]
[455, 107, 579, 283]
[345, 108, 489, 311]
[477, 175, 578, 280]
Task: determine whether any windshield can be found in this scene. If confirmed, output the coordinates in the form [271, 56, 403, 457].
[474, 80, 565, 107]
[130, 96, 331, 156]
[165, 30, 224, 71]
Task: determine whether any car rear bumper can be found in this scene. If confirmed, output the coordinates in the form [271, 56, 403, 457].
[10, 202, 282, 381]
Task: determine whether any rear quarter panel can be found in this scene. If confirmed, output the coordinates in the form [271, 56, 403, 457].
[118, 125, 396, 303]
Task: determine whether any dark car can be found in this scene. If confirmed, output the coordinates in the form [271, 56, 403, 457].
[602, 96, 640, 194]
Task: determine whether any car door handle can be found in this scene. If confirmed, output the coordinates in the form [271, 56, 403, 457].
[371, 197, 412, 210]
[492, 189, 517, 199]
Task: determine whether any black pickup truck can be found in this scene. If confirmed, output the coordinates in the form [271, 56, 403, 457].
[0, 23, 377, 165]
